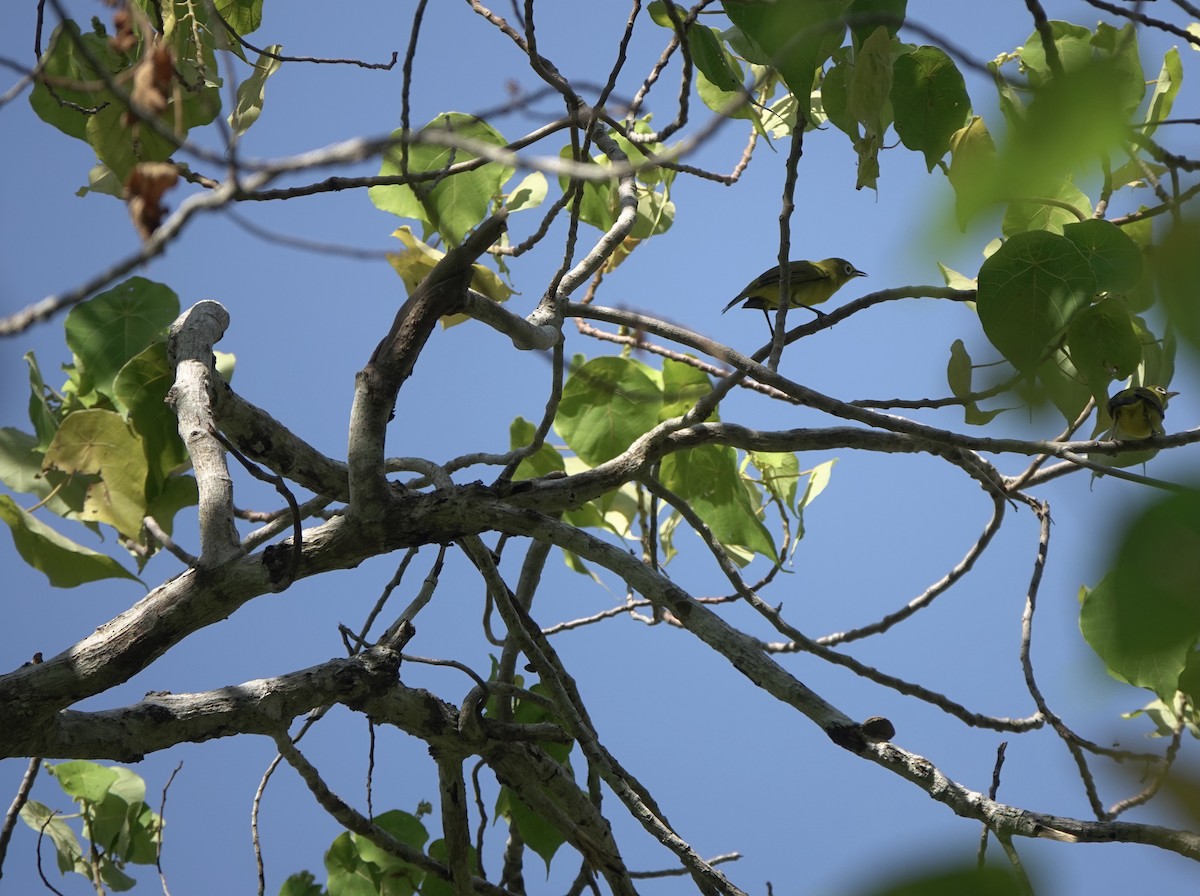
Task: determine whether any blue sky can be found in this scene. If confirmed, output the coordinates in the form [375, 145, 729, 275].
[2, 2, 1199, 893]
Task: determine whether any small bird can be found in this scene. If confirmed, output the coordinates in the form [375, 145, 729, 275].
[722, 258, 866, 331]
[1106, 385, 1178, 440]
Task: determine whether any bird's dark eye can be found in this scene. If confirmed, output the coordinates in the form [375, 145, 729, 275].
[844, 263, 853, 274]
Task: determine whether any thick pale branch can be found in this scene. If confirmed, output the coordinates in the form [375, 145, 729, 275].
[459, 289, 559, 350]
[167, 301, 241, 566]
[0, 418, 1032, 751]
[32, 647, 404, 761]
[0, 515, 367, 738]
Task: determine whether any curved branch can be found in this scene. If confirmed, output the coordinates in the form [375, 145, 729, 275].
[347, 210, 508, 514]
[817, 487, 1008, 645]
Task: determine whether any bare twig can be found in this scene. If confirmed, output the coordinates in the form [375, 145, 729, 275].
[0, 757, 41, 879]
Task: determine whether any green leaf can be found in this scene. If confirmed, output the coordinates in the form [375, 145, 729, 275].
[556, 119, 672, 242]
[660, 443, 777, 561]
[562, 455, 641, 541]
[85, 102, 178, 183]
[976, 230, 1095, 375]
[279, 871, 325, 896]
[651, 0, 746, 98]
[1156, 217, 1200, 351]
[152, 2, 224, 130]
[555, 358, 662, 466]
[122, 802, 163, 865]
[505, 171, 547, 212]
[697, 65, 763, 123]
[646, 1, 673, 27]
[494, 787, 566, 871]
[1035, 349, 1091, 424]
[724, 0, 851, 113]
[1142, 47, 1182, 140]
[854, 130, 882, 192]
[28, 22, 127, 142]
[688, 24, 743, 92]
[747, 451, 800, 511]
[370, 113, 514, 247]
[229, 45, 282, 135]
[860, 861, 1026, 896]
[113, 342, 191, 484]
[64, 278, 180, 402]
[1089, 22, 1147, 112]
[846, 0, 906, 48]
[1001, 178, 1091, 237]
[659, 359, 712, 421]
[36, 762, 161, 874]
[819, 61, 858, 139]
[422, 840, 480, 896]
[78, 162, 127, 199]
[1081, 492, 1200, 699]
[1061, 219, 1142, 293]
[48, 760, 120, 803]
[32, 8, 223, 181]
[0, 495, 139, 587]
[630, 182, 676, 240]
[797, 458, 835, 512]
[351, 809, 428, 892]
[846, 26, 893, 139]
[558, 146, 620, 232]
[371, 809, 430, 853]
[0, 427, 91, 519]
[510, 684, 572, 761]
[509, 417, 565, 481]
[19, 800, 88, 876]
[891, 46, 970, 172]
[215, 350, 237, 382]
[43, 409, 150, 539]
[325, 832, 384, 896]
[1134, 315, 1176, 392]
[947, 116, 997, 229]
[937, 264, 976, 291]
[215, 0, 264, 37]
[1019, 21, 1093, 87]
[0, 427, 42, 496]
[89, 792, 137, 858]
[944, 338, 1004, 424]
[25, 351, 62, 450]
[1065, 298, 1142, 402]
[1005, 63, 1134, 194]
[946, 339, 972, 402]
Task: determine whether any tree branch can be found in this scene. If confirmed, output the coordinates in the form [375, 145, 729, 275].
[347, 210, 508, 515]
[167, 301, 241, 566]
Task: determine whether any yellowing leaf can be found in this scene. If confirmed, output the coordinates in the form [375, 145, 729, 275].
[386, 226, 514, 328]
[43, 409, 149, 539]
